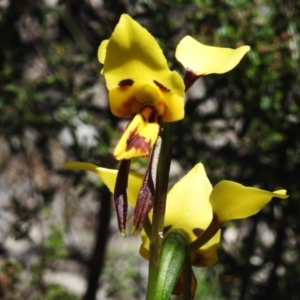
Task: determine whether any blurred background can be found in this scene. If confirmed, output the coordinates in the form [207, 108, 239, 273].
[0, 0, 300, 299]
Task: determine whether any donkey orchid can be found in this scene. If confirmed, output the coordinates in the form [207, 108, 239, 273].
[64, 161, 287, 297]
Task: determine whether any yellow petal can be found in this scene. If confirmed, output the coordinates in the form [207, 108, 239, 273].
[113, 107, 160, 160]
[98, 39, 109, 64]
[164, 163, 213, 243]
[109, 82, 184, 122]
[101, 14, 184, 120]
[209, 180, 288, 223]
[159, 89, 185, 122]
[139, 229, 150, 260]
[64, 162, 143, 207]
[191, 230, 220, 267]
[175, 36, 250, 75]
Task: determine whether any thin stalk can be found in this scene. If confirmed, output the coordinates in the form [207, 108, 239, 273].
[183, 255, 192, 300]
[188, 214, 221, 253]
[146, 123, 173, 300]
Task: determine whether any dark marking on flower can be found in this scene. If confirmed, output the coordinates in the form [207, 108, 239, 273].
[114, 159, 131, 235]
[157, 115, 163, 127]
[192, 254, 205, 267]
[193, 228, 204, 237]
[147, 109, 157, 123]
[173, 263, 197, 298]
[183, 68, 201, 91]
[119, 79, 134, 87]
[140, 106, 159, 123]
[164, 225, 172, 234]
[153, 80, 170, 92]
[126, 127, 151, 155]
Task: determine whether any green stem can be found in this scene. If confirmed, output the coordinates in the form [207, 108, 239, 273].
[146, 123, 173, 300]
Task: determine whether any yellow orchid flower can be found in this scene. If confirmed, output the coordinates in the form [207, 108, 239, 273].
[64, 161, 288, 297]
[98, 14, 185, 160]
[64, 161, 220, 266]
[64, 161, 287, 262]
[139, 163, 220, 268]
[96, 14, 250, 237]
[98, 16, 250, 160]
[64, 161, 287, 296]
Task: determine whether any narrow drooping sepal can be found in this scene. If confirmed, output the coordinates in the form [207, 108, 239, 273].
[155, 232, 188, 300]
[132, 137, 162, 233]
[114, 159, 131, 236]
[132, 165, 155, 234]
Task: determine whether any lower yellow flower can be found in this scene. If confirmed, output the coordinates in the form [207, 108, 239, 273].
[139, 163, 221, 269]
[64, 161, 288, 296]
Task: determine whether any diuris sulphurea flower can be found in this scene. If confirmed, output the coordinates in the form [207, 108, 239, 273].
[98, 14, 250, 161]
[64, 161, 287, 298]
[70, 14, 250, 235]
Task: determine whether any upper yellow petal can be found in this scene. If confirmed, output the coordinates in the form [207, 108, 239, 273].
[64, 162, 143, 207]
[175, 36, 250, 75]
[99, 14, 184, 120]
[209, 180, 288, 223]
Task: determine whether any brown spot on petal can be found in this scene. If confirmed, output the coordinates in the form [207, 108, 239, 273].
[140, 106, 159, 123]
[153, 80, 170, 92]
[119, 79, 134, 87]
[193, 228, 204, 237]
[126, 127, 151, 155]
[147, 109, 157, 123]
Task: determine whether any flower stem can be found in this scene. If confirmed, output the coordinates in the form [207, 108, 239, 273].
[146, 123, 173, 300]
[183, 255, 192, 300]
